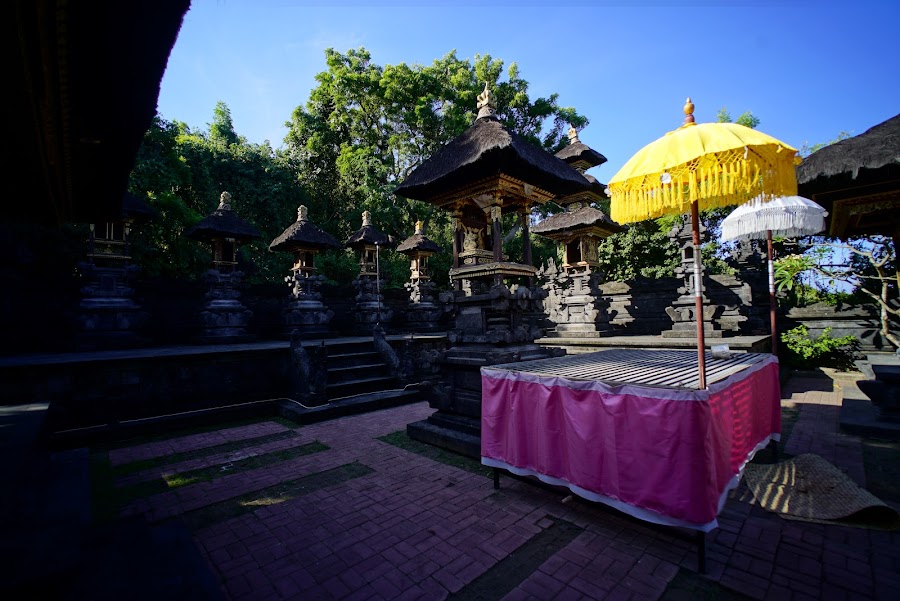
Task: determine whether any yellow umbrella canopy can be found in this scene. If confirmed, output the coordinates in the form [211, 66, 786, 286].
[608, 99, 801, 224]
[606, 99, 801, 388]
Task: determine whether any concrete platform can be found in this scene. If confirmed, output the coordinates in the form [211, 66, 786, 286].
[536, 334, 772, 354]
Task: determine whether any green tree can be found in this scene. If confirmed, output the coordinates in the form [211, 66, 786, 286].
[209, 100, 240, 147]
[716, 106, 760, 129]
[284, 47, 588, 287]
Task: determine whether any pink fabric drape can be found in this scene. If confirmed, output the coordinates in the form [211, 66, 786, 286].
[481, 357, 781, 530]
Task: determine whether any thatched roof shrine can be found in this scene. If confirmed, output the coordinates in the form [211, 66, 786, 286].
[797, 113, 900, 238]
[345, 211, 391, 249]
[554, 126, 608, 172]
[270, 206, 340, 252]
[185, 192, 262, 242]
[394, 87, 591, 208]
[396, 223, 441, 254]
[532, 206, 623, 239]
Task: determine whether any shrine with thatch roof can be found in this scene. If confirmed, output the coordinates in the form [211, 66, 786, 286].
[394, 83, 589, 456]
[185, 191, 262, 342]
[396, 221, 444, 331]
[344, 211, 393, 331]
[533, 126, 624, 339]
[270, 205, 340, 337]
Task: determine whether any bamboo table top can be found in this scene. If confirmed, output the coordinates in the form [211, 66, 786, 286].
[487, 348, 773, 390]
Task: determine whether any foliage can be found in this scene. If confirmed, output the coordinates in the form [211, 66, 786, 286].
[780, 325, 860, 371]
[798, 131, 852, 157]
[283, 47, 588, 269]
[129, 112, 308, 284]
[716, 106, 760, 129]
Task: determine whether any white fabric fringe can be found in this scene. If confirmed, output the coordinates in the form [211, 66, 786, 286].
[720, 195, 828, 242]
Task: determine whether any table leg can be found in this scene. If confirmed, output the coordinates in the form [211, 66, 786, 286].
[697, 531, 706, 574]
[493, 468, 500, 490]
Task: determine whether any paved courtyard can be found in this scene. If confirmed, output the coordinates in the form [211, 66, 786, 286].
[4, 373, 900, 600]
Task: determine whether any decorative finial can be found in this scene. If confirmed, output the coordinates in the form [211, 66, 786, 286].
[476, 82, 496, 119]
[218, 191, 232, 211]
[297, 205, 308, 222]
[568, 125, 580, 144]
[415, 220, 424, 235]
[362, 210, 372, 227]
[683, 97, 695, 127]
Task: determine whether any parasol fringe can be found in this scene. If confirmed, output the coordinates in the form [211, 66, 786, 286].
[609, 142, 799, 225]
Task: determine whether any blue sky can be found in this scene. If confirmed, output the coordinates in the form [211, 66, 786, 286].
[157, 0, 899, 184]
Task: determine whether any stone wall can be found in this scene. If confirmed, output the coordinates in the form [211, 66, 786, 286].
[783, 302, 896, 352]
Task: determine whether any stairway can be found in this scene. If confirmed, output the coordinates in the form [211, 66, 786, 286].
[280, 337, 421, 425]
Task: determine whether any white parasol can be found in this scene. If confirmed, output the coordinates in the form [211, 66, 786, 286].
[720, 195, 827, 355]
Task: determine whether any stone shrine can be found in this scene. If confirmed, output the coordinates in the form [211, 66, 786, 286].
[395, 83, 590, 457]
[396, 221, 444, 331]
[344, 211, 393, 331]
[270, 205, 340, 338]
[185, 191, 261, 342]
[76, 192, 154, 349]
[662, 216, 724, 338]
[533, 126, 623, 339]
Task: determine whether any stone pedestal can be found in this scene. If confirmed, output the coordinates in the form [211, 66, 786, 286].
[407, 283, 563, 458]
[403, 281, 444, 332]
[539, 258, 615, 339]
[76, 263, 148, 349]
[351, 275, 393, 331]
[283, 274, 333, 337]
[198, 269, 253, 342]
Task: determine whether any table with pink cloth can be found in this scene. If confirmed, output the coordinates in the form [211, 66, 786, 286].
[481, 349, 781, 532]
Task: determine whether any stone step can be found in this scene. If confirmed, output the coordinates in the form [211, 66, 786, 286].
[327, 363, 388, 383]
[327, 351, 381, 369]
[326, 375, 398, 399]
[278, 388, 422, 425]
[321, 340, 377, 355]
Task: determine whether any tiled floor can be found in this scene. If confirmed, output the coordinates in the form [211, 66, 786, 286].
[99, 374, 900, 601]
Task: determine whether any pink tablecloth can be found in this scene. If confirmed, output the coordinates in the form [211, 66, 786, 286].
[481, 356, 781, 531]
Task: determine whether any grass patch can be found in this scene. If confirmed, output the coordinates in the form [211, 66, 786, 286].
[377, 429, 493, 478]
[95, 415, 297, 452]
[660, 568, 755, 600]
[114, 441, 329, 501]
[862, 438, 900, 504]
[91, 440, 329, 522]
[111, 430, 297, 477]
[182, 462, 374, 530]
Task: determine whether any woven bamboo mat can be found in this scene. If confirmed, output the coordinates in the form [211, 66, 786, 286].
[743, 454, 900, 530]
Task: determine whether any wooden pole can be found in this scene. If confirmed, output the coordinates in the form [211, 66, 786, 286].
[691, 201, 707, 389]
[767, 229, 778, 356]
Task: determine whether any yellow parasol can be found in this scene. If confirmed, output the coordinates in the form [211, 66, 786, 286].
[607, 99, 801, 388]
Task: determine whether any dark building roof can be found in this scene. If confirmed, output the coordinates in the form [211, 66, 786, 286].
[269, 207, 340, 252]
[8, 0, 191, 225]
[798, 114, 900, 184]
[120, 193, 157, 221]
[797, 113, 900, 238]
[185, 193, 262, 242]
[345, 212, 391, 248]
[396, 233, 441, 254]
[394, 117, 592, 202]
[532, 206, 624, 237]
[554, 130, 608, 170]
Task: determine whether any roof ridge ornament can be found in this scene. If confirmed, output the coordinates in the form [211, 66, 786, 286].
[682, 97, 696, 128]
[362, 210, 372, 227]
[476, 82, 497, 120]
[297, 205, 308, 222]
[415, 220, 424, 235]
[217, 191, 232, 212]
[568, 125, 580, 144]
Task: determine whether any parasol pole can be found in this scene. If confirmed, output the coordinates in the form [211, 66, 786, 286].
[691, 200, 707, 389]
[767, 229, 778, 356]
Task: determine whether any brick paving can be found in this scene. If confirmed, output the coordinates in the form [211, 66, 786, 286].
[103, 375, 900, 600]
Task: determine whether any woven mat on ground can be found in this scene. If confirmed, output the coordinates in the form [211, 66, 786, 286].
[743, 453, 900, 530]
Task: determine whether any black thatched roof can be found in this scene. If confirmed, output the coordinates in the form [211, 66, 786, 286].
[121, 193, 157, 221]
[798, 113, 900, 184]
[186, 200, 262, 242]
[345, 225, 391, 249]
[396, 233, 441, 254]
[394, 117, 592, 201]
[555, 140, 608, 169]
[269, 209, 339, 252]
[532, 206, 624, 237]
[9, 0, 190, 224]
